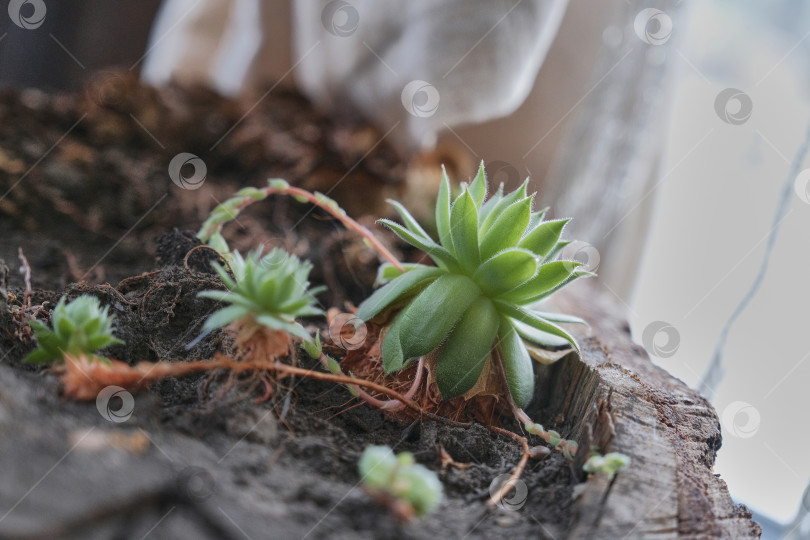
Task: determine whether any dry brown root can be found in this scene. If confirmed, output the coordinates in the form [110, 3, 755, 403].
[363, 491, 417, 523]
[57, 352, 467, 430]
[59, 353, 254, 401]
[328, 316, 510, 427]
[230, 320, 290, 359]
[60, 323, 291, 402]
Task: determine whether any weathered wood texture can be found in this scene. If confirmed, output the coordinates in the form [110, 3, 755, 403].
[546, 285, 761, 539]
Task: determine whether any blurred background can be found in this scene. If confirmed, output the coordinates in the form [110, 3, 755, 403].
[632, 1, 810, 537]
[1, 0, 809, 537]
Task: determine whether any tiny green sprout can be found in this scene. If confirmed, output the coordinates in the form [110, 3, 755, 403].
[583, 451, 631, 480]
[198, 248, 325, 346]
[355, 162, 592, 408]
[358, 445, 443, 518]
[301, 332, 323, 359]
[24, 294, 123, 364]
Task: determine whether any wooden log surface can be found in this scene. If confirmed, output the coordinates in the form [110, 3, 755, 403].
[549, 285, 761, 539]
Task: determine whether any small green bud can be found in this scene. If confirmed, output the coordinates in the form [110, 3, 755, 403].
[314, 192, 343, 214]
[583, 455, 605, 474]
[302, 334, 323, 359]
[268, 178, 289, 190]
[326, 356, 342, 375]
[236, 187, 267, 201]
[566, 440, 579, 452]
[358, 446, 443, 518]
[24, 295, 124, 364]
[604, 452, 631, 470]
[358, 446, 397, 489]
[197, 247, 323, 340]
[347, 372, 359, 396]
[396, 452, 415, 467]
[583, 452, 630, 478]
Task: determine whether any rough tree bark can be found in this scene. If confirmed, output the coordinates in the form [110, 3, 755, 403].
[547, 286, 761, 539]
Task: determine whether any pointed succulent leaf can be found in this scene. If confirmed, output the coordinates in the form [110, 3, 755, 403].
[495, 301, 579, 351]
[374, 262, 428, 285]
[325, 355, 342, 375]
[201, 304, 251, 332]
[478, 182, 504, 224]
[378, 219, 459, 272]
[479, 178, 529, 235]
[518, 218, 569, 259]
[527, 208, 548, 231]
[467, 161, 488, 207]
[513, 319, 572, 349]
[435, 167, 453, 251]
[55, 316, 76, 343]
[197, 290, 242, 304]
[381, 310, 407, 373]
[356, 266, 445, 321]
[258, 275, 278, 305]
[498, 261, 583, 304]
[294, 305, 325, 318]
[542, 239, 571, 263]
[210, 261, 238, 291]
[279, 296, 321, 314]
[23, 348, 55, 364]
[449, 188, 480, 271]
[387, 199, 433, 240]
[83, 315, 102, 338]
[85, 334, 124, 352]
[479, 196, 533, 259]
[271, 270, 298, 307]
[382, 274, 480, 372]
[528, 310, 587, 325]
[255, 315, 311, 341]
[472, 249, 537, 298]
[302, 333, 323, 359]
[519, 268, 595, 305]
[24, 325, 61, 362]
[497, 318, 534, 408]
[435, 296, 500, 400]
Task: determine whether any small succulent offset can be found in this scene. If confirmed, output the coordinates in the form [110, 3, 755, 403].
[356, 163, 591, 408]
[583, 451, 631, 480]
[358, 445, 443, 518]
[24, 295, 123, 364]
[198, 248, 324, 353]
